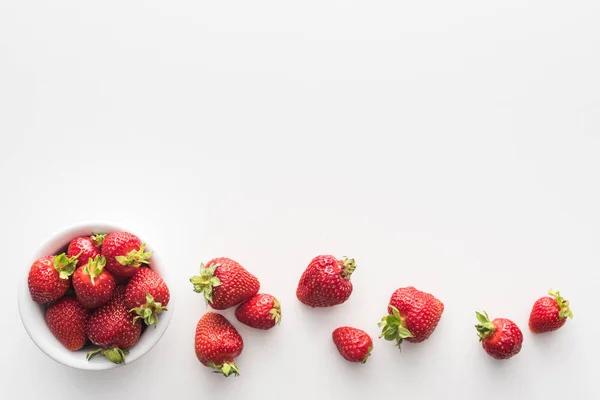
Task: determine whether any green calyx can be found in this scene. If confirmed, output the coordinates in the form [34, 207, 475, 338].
[549, 289, 573, 320]
[207, 361, 240, 377]
[189, 263, 222, 304]
[86, 347, 129, 364]
[53, 251, 82, 279]
[475, 311, 496, 341]
[269, 297, 282, 325]
[340, 257, 356, 280]
[378, 305, 414, 348]
[83, 255, 106, 285]
[130, 292, 167, 328]
[115, 243, 153, 267]
[90, 233, 106, 247]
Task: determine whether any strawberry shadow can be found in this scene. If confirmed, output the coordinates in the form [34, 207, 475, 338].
[67, 360, 146, 392]
[525, 327, 570, 364]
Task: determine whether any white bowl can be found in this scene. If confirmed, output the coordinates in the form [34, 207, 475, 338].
[18, 222, 174, 370]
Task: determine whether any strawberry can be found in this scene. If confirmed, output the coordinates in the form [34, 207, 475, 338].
[190, 257, 260, 310]
[67, 234, 104, 268]
[45, 297, 88, 351]
[28, 253, 80, 304]
[332, 327, 373, 364]
[194, 312, 243, 377]
[235, 293, 281, 330]
[101, 232, 153, 278]
[125, 267, 170, 327]
[86, 286, 142, 364]
[296, 255, 356, 308]
[529, 289, 573, 333]
[475, 311, 523, 360]
[72, 255, 116, 309]
[378, 286, 444, 349]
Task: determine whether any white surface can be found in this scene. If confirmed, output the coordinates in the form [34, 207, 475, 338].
[18, 222, 174, 370]
[1, 1, 599, 399]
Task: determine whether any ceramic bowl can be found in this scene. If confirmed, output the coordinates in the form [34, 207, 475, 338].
[18, 222, 173, 370]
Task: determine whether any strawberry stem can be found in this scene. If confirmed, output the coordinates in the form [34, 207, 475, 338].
[86, 347, 129, 364]
[189, 263, 222, 304]
[268, 297, 282, 325]
[115, 243, 153, 267]
[378, 305, 414, 349]
[548, 289, 573, 320]
[53, 251, 82, 279]
[340, 257, 356, 280]
[130, 292, 167, 327]
[474, 311, 496, 341]
[83, 255, 106, 285]
[207, 361, 240, 377]
[91, 233, 106, 247]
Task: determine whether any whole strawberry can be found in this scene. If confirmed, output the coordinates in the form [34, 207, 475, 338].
[125, 267, 170, 327]
[195, 312, 243, 377]
[235, 294, 281, 330]
[86, 286, 142, 364]
[190, 257, 260, 310]
[72, 255, 116, 309]
[101, 232, 153, 278]
[67, 234, 104, 267]
[28, 253, 80, 304]
[378, 286, 444, 349]
[529, 289, 573, 333]
[296, 255, 356, 307]
[475, 311, 523, 360]
[332, 327, 373, 364]
[45, 297, 88, 351]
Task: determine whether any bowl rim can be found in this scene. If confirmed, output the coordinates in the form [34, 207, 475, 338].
[17, 221, 174, 370]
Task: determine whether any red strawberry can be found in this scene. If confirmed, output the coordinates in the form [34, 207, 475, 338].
[28, 253, 80, 304]
[332, 327, 373, 363]
[45, 297, 88, 351]
[72, 255, 116, 309]
[296, 255, 356, 307]
[475, 311, 523, 360]
[190, 257, 260, 310]
[378, 286, 444, 349]
[101, 232, 153, 278]
[194, 312, 243, 377]
[125, 267, 170, 327]
[235, 294, 281, 330]
[529, 289, 573, 333]
[67, 234, 104, 267]
[86, 286, 142, 364]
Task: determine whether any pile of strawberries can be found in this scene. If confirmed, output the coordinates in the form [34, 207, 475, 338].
[190, 257, 281, 376]
[27, 231, 170, 364]
[293, 255, 573, 364]
[189, 254, 573, 376]
[27, 238, 573, 370]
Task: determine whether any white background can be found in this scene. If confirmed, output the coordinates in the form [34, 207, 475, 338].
[1, 1, 599, 399]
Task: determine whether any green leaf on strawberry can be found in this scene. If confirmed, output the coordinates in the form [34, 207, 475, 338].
[86, 347, 129, 364]
[268, 298, 282, 325]
[207, 361, 240, 377]
[378, 305, 414, 348]
[115, 243, 153, 267]
[91, 233, 106, 247]
[53, 251, 82, 279]
[130, 292, 167, 328]
[83, 255, 106, 285]
[548, 289, 573, 320]
[340, 257, 356, 280]
[189, 263, 222, 304]
[474, 311, 496, 341]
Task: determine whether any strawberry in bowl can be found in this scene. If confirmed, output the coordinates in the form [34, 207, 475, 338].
[18, 222, 173, 370]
